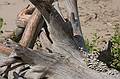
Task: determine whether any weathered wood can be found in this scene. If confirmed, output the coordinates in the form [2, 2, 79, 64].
[22, 0, 120, 79]
[13, 5, 35, 43]
[52, 0, 65, 21]
[64, 0, 85, 48]
[29, 0, 54, 22]
[0, 43, 119, 79]
[0, 43, 62, 69]
[0, 0, 120, 79]
[0, 57, 21, 67]
[0, 5, 35, 43]
[0, 43, 12, 55]
[17, 5, 35, 28]
[28, 13, 44, 49]
[19, 9, 43, 48]
[28, 1, 83, 61]
[64, 0, 81, 34]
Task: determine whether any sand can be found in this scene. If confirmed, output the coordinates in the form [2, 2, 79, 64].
[0, 0, 30, 31]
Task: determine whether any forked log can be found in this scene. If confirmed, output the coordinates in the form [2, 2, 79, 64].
[0, 0, 120, 79]
[15, 0, 119, 79]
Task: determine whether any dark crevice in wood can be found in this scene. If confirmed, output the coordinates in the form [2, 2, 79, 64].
[0, 65, 11, 79]
[46, 47, 53, 53]
[43, 21, 53, 44]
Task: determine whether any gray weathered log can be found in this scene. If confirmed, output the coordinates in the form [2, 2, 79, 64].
[26, 0, 120, 79]
[0, 42, 119, 79]
[0, 0, 120, 79]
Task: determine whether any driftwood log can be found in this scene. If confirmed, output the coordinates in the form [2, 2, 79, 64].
[0, 0, 120, 79]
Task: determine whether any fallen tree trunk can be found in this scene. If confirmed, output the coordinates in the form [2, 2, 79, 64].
[0, 0, 120, 79]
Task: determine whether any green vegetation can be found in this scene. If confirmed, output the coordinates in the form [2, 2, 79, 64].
[0, 17, 5, 35]
[0, 17, 4, 30]
[10, 27, 24, 43]
[85, 33, 100, 53]
[10, 32, 20, 42]
[110, 26, 120, 70]
[85, 26, 120, 71]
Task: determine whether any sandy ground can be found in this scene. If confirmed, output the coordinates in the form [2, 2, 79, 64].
[0, 0, 120, 49]
[0, 0, 30, 31]
[79, 0, 120, 48]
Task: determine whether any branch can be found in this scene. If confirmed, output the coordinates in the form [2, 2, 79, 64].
[19, 9, 44, 48]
